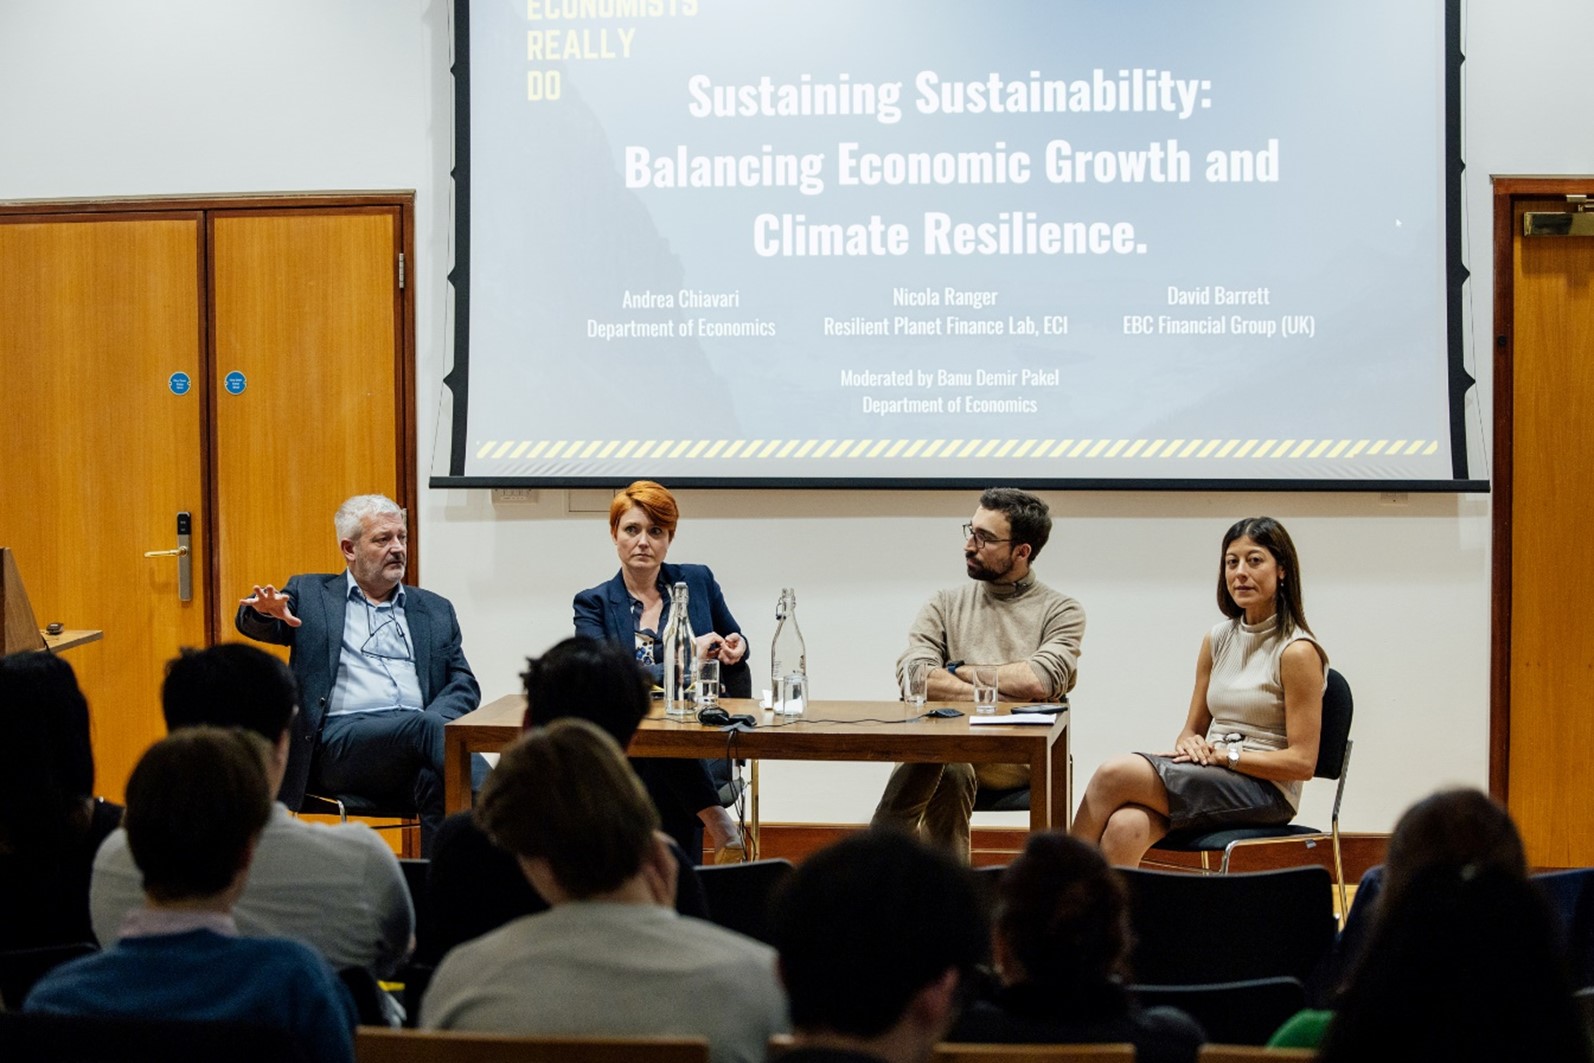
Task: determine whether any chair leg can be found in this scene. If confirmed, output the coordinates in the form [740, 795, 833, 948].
[1331, 827, 1348, 927]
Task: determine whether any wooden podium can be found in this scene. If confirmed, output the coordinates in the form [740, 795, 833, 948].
[0, 547, 101, 654]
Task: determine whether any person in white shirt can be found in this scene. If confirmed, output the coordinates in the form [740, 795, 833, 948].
[91, 643, 413, 978]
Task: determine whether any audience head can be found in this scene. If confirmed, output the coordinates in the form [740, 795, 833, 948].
[608, 480, 679, 542]
[993, 832, 1131, 994]
[519, 635, 652, 743]
[125, 727, 273, 904]
[773, 830, 985, 1047]
[1321, 788, 1586, 1063]
[476, 717, 659, 900]
[162, 643, 298, 742]
[1216, 516, 1310, 634]
[977, 487, 1052, 562]
[1379, 787, 1526, 913]
[0, 651, 95, 853]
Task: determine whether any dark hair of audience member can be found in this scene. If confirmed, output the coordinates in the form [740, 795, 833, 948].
[773, 829, 986, 1039]
[978, 487, 1052, 561]
[1319, 862, 1590, 1063]
[1378, 787, 1526, 915]
[519, 635, 651, 744]
[994, 832, 1132, 999]
[476, 717, 659, 899]
[0, 651, 96, 855]
[125, 727, 273, 902]
[162, 642, 298, 740]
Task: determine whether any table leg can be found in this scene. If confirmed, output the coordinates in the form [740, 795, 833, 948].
[444, 729, 473, 815]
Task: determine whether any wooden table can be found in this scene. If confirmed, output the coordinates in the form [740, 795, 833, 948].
[445, 696, 1070, 832]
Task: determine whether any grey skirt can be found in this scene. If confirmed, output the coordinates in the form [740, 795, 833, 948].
[1136, 752, 1297, 833]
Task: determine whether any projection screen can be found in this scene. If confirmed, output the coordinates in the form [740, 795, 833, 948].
[437, 0, 1476, 490]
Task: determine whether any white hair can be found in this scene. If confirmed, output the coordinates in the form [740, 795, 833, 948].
[334, 495, 405, 542]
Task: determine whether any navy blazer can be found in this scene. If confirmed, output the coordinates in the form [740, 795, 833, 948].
[572, 562, 751, 696]
[235, 572, 481, 810]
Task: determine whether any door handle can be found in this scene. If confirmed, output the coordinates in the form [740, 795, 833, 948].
[144, 512, 193, 602]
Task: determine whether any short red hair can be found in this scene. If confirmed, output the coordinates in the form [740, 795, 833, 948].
[608, 480, 679, 540]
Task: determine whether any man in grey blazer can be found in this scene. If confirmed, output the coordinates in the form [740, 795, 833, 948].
[236, 494, 479, 852]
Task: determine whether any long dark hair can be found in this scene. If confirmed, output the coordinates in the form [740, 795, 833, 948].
[0, 652, 96, 854]
[995, 832, 1132, 994]
[1216, 516, 1310, 636]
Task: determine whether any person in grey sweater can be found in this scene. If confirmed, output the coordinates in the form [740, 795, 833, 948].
[873, 487, 1085, 860]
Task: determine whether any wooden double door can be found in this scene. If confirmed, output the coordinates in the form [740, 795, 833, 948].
[0, 195, 416, 801]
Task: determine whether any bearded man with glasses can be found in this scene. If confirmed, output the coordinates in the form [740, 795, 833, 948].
[236, 494, 480, 855]
[871, 487, 1085, 861]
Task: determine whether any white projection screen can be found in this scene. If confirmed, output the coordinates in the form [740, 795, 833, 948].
[438, 0, 1477, 491]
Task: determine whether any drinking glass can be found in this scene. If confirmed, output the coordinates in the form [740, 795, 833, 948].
[777, 672, 806, 717]
[972, 669, 998, 715]
[904, 660, 930, 718]
[696, 658, 720, 708]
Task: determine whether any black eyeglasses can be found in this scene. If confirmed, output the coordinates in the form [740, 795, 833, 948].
[361, 616, 413, 662]
[962, 522, 1012, 548]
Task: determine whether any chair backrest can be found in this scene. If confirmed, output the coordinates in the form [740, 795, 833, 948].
[934, 1045, 1136, 1062]
[1312, 669, 1353, 780]
[0, 941, 96, 1011]
[694, 857, 794, 945]
[0, 1012, 310, 1062]
[1121, 866, 1336, 985]
[1534, 867, 1594, 988]
[1130, 977, 1307, 1046]
[355, 1027, 710, 1063]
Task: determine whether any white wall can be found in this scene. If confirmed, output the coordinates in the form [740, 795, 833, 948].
[2, 0, 1586, 832]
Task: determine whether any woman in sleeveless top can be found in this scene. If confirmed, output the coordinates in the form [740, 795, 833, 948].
[1071, 516, 1329, 867]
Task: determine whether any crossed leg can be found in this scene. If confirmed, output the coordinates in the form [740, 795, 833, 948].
[1071, 753, 1173, 867]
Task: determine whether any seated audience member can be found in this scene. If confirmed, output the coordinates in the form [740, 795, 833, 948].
[26, 728, 356, 1063]
[950, 833, 1203, 1063]
[772, 829, 986, 1063]
[420, 636, 706, 966]
[91, 644, 413, 979]
[0, 652, 121, 950]
[420, 718, 783, 1063]
[1275, 788, 1589, 1062]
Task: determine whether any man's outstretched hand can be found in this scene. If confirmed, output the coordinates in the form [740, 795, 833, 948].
[241, 584, 301, 627]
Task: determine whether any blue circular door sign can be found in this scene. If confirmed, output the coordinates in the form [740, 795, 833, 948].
[168, 372, 191, 395]
[224, 371, 247, 395]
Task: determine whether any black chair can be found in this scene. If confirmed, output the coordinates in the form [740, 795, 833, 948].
[298, 791, 420, 857]
[0, 942, 96, 1011]
[1148, 668, 1355, 919]
[0, 1011, 310, 1062]
[1130, 976, 1307, 1045]
[1121, 865, 1336, 986]
[1535, 867, 1594, 989]
[694, 858, 793, 945]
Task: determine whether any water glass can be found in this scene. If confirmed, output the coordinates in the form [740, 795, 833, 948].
[696, 658, 720, 708]
[777, 672, 806, 717]
[904, 660, 930, 718]
[972, 669, 998, 715]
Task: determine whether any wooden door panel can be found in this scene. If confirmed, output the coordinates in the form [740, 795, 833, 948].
[0, 215, 207, 800]
[1507, 198, 1594, 866]
[211, 209, 404, 628]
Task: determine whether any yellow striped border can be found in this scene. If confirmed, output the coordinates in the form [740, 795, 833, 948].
[475, 439, 1443, 461]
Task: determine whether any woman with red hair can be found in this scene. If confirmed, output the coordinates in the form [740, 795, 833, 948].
[573, 481, 748, 862]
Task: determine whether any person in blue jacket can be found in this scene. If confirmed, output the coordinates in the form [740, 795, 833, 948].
[573, 480, 747, 862]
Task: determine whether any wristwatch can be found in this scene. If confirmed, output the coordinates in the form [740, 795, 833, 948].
[945, 660, 964, 677]
[1224, 732, 1243, 768]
